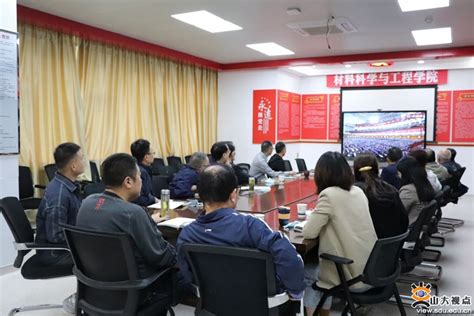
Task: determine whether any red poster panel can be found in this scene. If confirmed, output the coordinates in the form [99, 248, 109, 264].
[277, 90, 291, 140]
[328, 94, 341, 141]
[435, 91, 452, 143]
[327, 70, 448, 88]
[253, 90, 276, 144]
[452, 90, 474, 143]
[301, 94, 327, 140]
[289, 93, 301, 140]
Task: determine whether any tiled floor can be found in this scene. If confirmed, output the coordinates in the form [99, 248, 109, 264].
[1, 195, 472, 315]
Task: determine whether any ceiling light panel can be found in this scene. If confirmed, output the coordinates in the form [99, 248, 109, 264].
[171, 10, 242, 33]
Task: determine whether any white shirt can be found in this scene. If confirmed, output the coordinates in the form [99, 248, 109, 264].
[249, 152, 281, 179]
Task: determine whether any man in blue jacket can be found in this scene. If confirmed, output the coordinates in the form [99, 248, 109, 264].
[381, 146, 403, 189]
[169, 152, 209, 199]
[177, 164, 305, 312]
[130, 139, 159, 206]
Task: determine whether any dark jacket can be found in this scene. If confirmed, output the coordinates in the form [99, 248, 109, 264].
[355, 180, 409, 238]
[177, 208, 305, 298]
[232, 163, 249, 185]
[381, 164, 401, 189]
[77, 191, 176, 277]
[169, 165, 199, 199]
[132, 163, 156, 207]
[442, 161, 461, 175]
[268, 154, 286, 172]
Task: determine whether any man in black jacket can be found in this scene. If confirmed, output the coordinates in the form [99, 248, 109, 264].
[268, 142, 287, 172]
[130, 139, 159, 206]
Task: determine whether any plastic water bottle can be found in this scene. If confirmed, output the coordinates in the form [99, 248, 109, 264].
[160, 189, 170, 217]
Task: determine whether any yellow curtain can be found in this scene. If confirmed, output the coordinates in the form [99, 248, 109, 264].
[19, 23, 218, 186]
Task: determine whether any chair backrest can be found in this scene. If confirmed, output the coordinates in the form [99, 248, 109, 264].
[283, 160, 292, 172]
[236, 163, 250, 173]
[152, 175, 169, 198]
[44, 163, 58, 181]
[151, 158, 165, 175]
[406, 200, 437, 245]
[185, 155, 192, 164]
[295, 158, 307, 172]
[452, 167, 466, 190]
[182, 244, 280, 316]
[19, 166, 34, 199]
[0, 197, 35, 267]
[89, 161, 101, 183]
[83, 182, 106, 198]
[63, 225, 141, 314]
[363, 231, 408, 287]
[167, 156, 183, 168]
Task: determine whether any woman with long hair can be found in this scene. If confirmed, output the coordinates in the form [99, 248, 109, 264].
[397, 156, 436, 225]
[354, 152, 408, 238]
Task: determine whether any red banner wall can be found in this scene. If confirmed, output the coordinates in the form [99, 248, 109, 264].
[328, 94, 341, 141]
[435, 91, 452, 143]
[277, 91, 301, 140]
[452, 90, 474, 143]
[253, 90, 277, 144]
[301, 94, 327, 140]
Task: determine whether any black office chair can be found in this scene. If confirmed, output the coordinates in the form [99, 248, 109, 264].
[44, 163, 58, 182]
[19, 166, 45, 210]
[152, 158, 166, 175]
[63, 225, 176, 316]
[295, 158, 307, 172]
[236, 163, 251, 174]
[167, 156, 183, 169]
[89, 161, 101, 183]
[283, 160, 292, 172]
[184, 155, 192, 164]
[153, 175, 170, 198]
[313, 231, 409, 316]
[438, 167, 466, 227]
[83, 182, 105, 198]
[0, 197, 72, 315]
[182, 244, 299, 316]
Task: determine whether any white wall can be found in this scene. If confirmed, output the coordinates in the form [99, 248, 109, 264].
[218, 68, 474, 190]
[0, 0, 19, 267]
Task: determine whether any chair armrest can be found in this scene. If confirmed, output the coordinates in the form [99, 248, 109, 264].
[73, 266, 173, 291]
[320, 253, 353, 265]
[34, 184, 46, 190]
[267, 292, 289, 309]
[14, 242, 70, 251]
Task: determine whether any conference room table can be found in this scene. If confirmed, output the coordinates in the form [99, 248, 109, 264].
[156, 175, 320, 257]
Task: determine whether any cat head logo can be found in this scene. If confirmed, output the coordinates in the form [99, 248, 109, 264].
[411, 281, 431, 308]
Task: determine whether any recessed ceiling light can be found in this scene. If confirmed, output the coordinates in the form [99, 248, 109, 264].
[344, 64, 352, 68]
[412, 27, 452, 46]
[246, 42, 294, 56]
[418, 60, 425, 64]
[171, 10, 242, 33]
[288, 66, 318, 76]
[398, 0, 449, 12]
[369, 61, 393, 68]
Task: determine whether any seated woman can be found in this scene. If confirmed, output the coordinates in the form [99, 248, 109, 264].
[302, 152, 377, 316]
[409, 149, 442, 192]
[353, 152, 408, 239]
[397, 157, 436, 226]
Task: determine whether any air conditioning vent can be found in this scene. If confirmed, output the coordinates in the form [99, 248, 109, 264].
[287, 17, 357, 37]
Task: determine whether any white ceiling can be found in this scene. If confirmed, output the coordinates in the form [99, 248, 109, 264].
[18, 0, 474, 64]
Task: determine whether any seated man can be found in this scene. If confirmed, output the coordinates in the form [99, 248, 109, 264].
[249, 140, 282, 180]
[425, 148, 450, 181]
[268, 141, 287, 172]
[443, 148, 462, 174]
[210, 141, 231, 165]
[381, 147, 402, 189]
[177, 165, 305, 309]
[169, 152, 209, 199]
[130, 139, 159, 206]
[76, 153, 176, 313]
[225, 141, 248, 185]
[36, 142, 85, 267]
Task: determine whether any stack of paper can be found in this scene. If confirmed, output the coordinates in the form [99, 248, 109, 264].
[148, 200, 185, 209]
[157, 217, 195, 229]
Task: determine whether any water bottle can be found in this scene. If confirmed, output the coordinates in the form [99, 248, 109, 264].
[160, 189, 170, 217]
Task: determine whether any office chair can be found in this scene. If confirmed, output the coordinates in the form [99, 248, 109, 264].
[182, 244, 300, 316]
[312, 231, 408, 316]
[63, 225, 176, 316]
[167, 156, 183, 169]
[439, 167, 466, 227]
[295, 158, 307, 172]
[184, 155, 192, 164]
[18, 166, 45, 210]
[83, 182, 105, 198]
[89, 161, 101, 183]
[283, 160, 292, 172]
[152, 175, 170, 198]
[236, 163, 251, 173]
[152, 158, 166, 175]
[0, 197, 73, 315]
[44, 163, 58, 182]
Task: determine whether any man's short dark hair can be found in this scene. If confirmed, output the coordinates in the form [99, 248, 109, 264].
[447, 148, 457, 161]
[261, 141, 273, 153]
[130, 139, 150, 162]
[314, 151, 354, 194]
[198, 165, 237, 203]
[409, 149, 427, 168]
[101, 153, 139, 188]
[275, 142, 286, 154]
[210, 142, 229, 162]
[54, 142, 81, 169]
[425, 148, 436, 163]
[387, 147, 403, 162]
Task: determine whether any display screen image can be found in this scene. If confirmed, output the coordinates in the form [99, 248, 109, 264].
[341, 111, 426, 161]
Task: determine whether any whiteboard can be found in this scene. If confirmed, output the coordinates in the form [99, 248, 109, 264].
[341, 86, 436, 141]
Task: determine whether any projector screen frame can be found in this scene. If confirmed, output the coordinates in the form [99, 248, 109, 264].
[340, 85, 437, 142]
